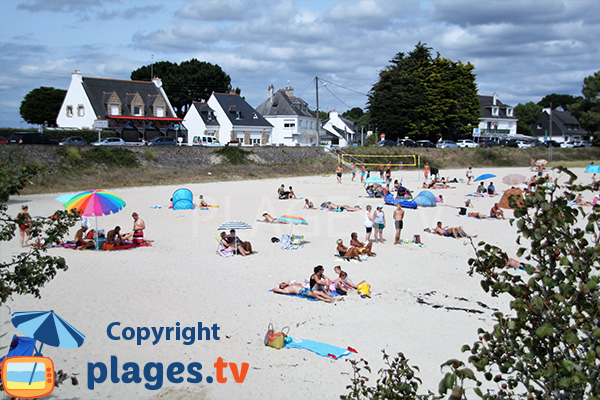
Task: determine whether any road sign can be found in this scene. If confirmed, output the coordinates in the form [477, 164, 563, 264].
[473, 127, 480, 137]
[94, 120, 108, 129]
[174, 124, 179, 130]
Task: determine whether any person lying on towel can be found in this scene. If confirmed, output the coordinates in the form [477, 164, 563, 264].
[273, 281, 334, 303]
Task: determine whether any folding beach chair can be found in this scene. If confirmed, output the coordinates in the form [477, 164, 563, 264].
[291, 235, 304, 245]
[1, 335, 38, 363]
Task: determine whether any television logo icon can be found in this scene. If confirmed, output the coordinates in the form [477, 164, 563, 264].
[1, 356, 55, 399]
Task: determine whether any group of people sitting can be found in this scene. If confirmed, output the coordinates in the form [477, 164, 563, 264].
[476, 182, 496, 195]
[272, 265, 364, 303]
[335, 232, 376, 262]
[73, 212, 147, 250]
[277, 184, 297, 199]
[219, 229, 254, 256]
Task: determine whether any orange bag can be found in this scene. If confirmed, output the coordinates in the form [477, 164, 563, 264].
[264, 323, 289, 349]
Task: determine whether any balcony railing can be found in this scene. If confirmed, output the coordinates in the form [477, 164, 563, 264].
[481, 128, 510, 135]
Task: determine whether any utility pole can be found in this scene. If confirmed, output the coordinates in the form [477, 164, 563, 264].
[549, 102, 553, 162]
[315, 76, 320, 146]
[150, 54, 154, 79]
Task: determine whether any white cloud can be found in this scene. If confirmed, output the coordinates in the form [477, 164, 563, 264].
[176, 0, 247, 21]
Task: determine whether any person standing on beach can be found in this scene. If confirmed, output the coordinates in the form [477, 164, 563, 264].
[360, 164, 366, 183]
[336, 164, 343, 183]
[16, 205, 31, 247]
[364, 205, 374, 242]
[373, 205, 386, 244]
[424, 163, 430, 180]
[377, 164, 384, 179]
[393, 203, 405, 244]
[466, 167, 473, 185]
[351, 163, 357, 181]
[124, 212, 146, 245]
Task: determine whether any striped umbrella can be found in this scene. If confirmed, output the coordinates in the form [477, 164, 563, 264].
[535, 159, 547, 166]
[63, 190, 126, 217]
[11, 310, 85, 385]
[278, 214, 308, 235]
[218, 221, 252, 254]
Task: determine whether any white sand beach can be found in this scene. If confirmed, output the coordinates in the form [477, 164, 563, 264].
[1, 166, 594, 399]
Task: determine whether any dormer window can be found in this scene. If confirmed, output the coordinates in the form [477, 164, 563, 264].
[207, 112, 213, 121]
[236, 111, 241, 120]
[506, 108, 513, 117]
[133, 106, 142, 116]
[110, 104, 120, 115]
[155, 106, 164, 117]
[492, 107, 499, 117]
[253, 113, 258, 119]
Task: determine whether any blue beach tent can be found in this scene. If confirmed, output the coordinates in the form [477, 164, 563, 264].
[413, 190, 437, 207]
[172, 188, 195, 210]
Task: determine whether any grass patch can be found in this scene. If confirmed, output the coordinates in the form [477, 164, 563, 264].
[144, 148, 157, 161]
[82, 147, 138, 168]
[215, 146, 251, 165]
[57, 147, 81, 166]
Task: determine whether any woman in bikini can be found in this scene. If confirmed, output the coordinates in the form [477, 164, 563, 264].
[16, 205, 31, 247]
[310, 265, 332, 295]
[336, 239, 362, 262]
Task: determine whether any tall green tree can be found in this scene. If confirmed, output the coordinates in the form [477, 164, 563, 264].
[537, 93, 578, 110]
[19, 87, 66, 127]
[514, 101, 543, 136]
[368, 43, 479, 142]
[131, 59, 235, 118]
[571, 70, 600, 137]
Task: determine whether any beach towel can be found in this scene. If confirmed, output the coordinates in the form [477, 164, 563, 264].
[284, 337, 357, 360]
[269, 289, 339, 301]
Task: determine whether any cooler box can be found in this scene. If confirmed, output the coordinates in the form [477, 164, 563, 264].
[94, 237, 106, 250]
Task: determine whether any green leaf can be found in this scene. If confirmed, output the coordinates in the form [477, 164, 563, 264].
[535, 323, 555, 338]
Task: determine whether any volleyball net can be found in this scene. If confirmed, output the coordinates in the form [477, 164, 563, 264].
[338, 153, 420, 168]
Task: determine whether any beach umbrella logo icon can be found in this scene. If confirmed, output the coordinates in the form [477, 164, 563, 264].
[1, 311, 85, 399]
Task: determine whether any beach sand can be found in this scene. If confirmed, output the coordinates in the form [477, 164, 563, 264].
[0, 166, 592, 399]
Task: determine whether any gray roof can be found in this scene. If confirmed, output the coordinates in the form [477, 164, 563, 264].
[531, 109, 587, 137]
[212, 93, 273, 127]
[255, 90, 316, 118]
[322, 115, 356, 132]
[478, 95, 517, 120]
[190, 102, 219, 126]
[82, 77, 177, 119]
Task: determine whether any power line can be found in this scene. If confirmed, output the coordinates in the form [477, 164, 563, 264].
[323, 84, 352, 109]
[318, 78, 369, 96]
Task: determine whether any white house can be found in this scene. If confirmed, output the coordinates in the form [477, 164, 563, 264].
[320, 110, 356, 147]
[56, 70, 180, 142]
[207, 93, 273, 146]
[255, 85, 317, 146]
[477, 93, 518, 137]
[182, 101, 220, 145]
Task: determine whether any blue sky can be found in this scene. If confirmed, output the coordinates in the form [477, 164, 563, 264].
[1, 0, 599, 128]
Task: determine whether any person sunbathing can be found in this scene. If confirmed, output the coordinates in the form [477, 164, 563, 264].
[303, 199, 315, 209]
[310, 265, 333, 294]
[261, 212, 287, 223]
[350, 232, 375, 256]
[322, 202, 361, 211]
[574, 194, 593, 206]
[468, 211, 488, 219]
[273, 281, 333, 303]
[490, 203, 505, 219]
[336, 239, 362, 261]
[220, 231, 249, 256]
[433, 221, 475, 238]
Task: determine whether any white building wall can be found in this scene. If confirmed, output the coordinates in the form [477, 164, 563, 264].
[56, 71, 96, 129]
[207, 95, 232, 141]
[182, 106, 205, 144]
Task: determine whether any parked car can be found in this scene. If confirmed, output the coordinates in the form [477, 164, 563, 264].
[500, 139, 519, 148]
[573, 140, 591, 148]
[147, 136, 177, 146]
[59, 136, 87, 146]
[457, 139, 477, 148]
[516, 140, 533, 149]
[398, 138, 417, 147]
[374, 140, 397, 147]
[192, 135, 223, 147]
[560, 141, 574, 148]
[543, 140, 560, 148]
[478, 140, 499, 148]
[7, 132, 59, 145]
[436, 140, 459, 149]
[91, 137, 126, 146]
[0, 136, 7, 145]
[416, 140, 435, 148]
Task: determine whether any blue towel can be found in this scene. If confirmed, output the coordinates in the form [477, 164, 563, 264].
[284, 337, 356, 359]
[269, 289, 339, 301]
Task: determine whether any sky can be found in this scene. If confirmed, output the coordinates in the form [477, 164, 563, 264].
[0, 0, 599, 128]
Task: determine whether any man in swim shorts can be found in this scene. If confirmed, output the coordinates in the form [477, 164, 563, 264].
[273, 281, 334, 303]
[350, 232, 375, 256]
[393, 202, 405, 244]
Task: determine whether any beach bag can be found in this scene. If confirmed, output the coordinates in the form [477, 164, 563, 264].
[264, 323, 289, 350]
[85, 229, 95, 240]
[413, 235, 421, 244]
[459, 207, 467, 215]
[357, 283, 371, 297]
[101, 242, 115, 251]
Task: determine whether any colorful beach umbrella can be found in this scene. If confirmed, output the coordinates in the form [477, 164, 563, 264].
[535, 159, 547, 166]
[585, 164, 600, 173]
[217, 221, 253, 231]
[474, 173, 496, 182]
[63, 190, 126, 217]
[502, 173, 527, 185]
[278, 214, 308, 236]
[363, 176, 385, 184]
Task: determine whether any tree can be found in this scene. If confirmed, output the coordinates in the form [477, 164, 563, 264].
[343, 170, 600, 399]
[368, 43, 479, 142]
[19, 87, 66, 127]
[131, 59, 235, 118]
[537, 94, 578, 110]
[571, 70, 600, 137]
[514, 102, 543, 136]
[0, 158, 78, 305]
[343, 107, 365, 121]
